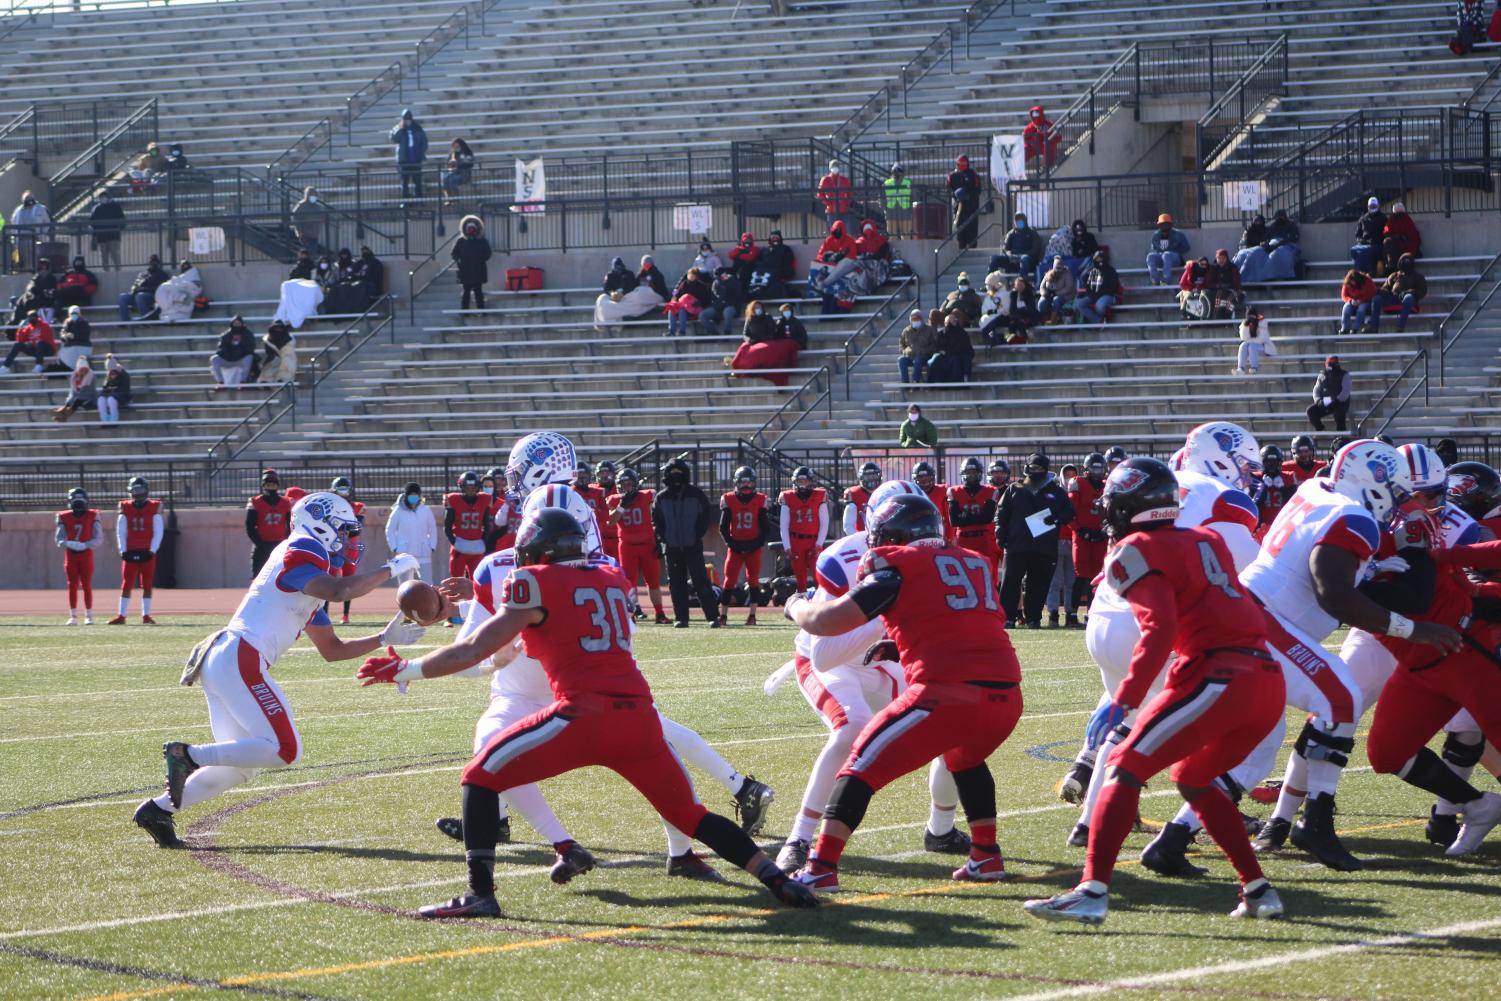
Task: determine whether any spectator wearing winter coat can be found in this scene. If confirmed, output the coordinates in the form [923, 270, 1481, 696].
[385, 482, 438, 582]
[948, 154, 983, 250]
[334, 247, 357, 283]
[57, 306, 91, 369]
[602, 256, 637, 296]
[932, 311, 975, 382]
[1177, 256, 1213, 318]
[817, 160, 853, 229]
[991, 212, 1044, 277]
[1037, 256, 1077, 323]
[1233, 304, 1270, 376]
[1078, 251, 1122, 324]
[1003, 275, 1039, 344]
[666, 267, 712, 337]
[1306, 355, 1353, 432]
[10, 259, 57, 325]
[760, 230, 796, 283]
[88, 190, 125, 270]
[727, 301, 800, 385]
[117, 255, 167, 320]
[451, 215, 492, 311]
[1146, 212, 1190, 285]
[54, 257, 99, 313]
[291, 187, 327, 255]
[978, 273, 1009, 345]
[1381, 202, 1421, 275]
[855, 219, 891, 262]
[1339, 269, 1378, 333]
[440, 138, 475, 205]
[727, 231, 760, 287]
[0, 311, 56, 372]
[691, 240, 723, 275]
[898, 309, 938, 384]
[356, 246, 385, 306]
[259, 320, 296, 383]
[289, 249, 315, 281]
[97, 354, 129, 422]
[155, 260, 202, 323]
[1371, 254, 1427, 332]
[740, 300, 777, 344]
[775, 302, 808, 349]
[1206, 248, 1243, 318]
[1022, 105, 1060, 168]
[51, 355, 96, 422]
[1236, 208, 1301, 282]
[390, 109, 429, 200]
[9, 191, 50, 270]
[702, 267, 745, 335]
[994, 453, 1074, 628]
[898, 403, 939, 447]
[1351, 196, 1386, 273]
[210, 315, 256, 388]
[940, 272, 984, 325]
[814, 220, 857, 264]
[637, 255, 669, 300]
[1041, 225, 1071, 280]
[651, 459, 720, 627]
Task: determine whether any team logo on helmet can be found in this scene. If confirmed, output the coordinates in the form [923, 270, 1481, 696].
[1109, 465, 1151, 493]
[1451, 473, 1479, 497]
[1367, 458, 1392, 483]
[1212, 427, 1242, 453]
[303, 495, 333, 521]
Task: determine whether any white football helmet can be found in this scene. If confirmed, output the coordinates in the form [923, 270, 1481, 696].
[505, 432, 578, 500]
[1167, 446, 1187, 470]
[290, 491, 359, 553]
[1329, 439, 1409, 523]
[867, 479, 924, 514]
[522, 483, 602, 558]
[1399, 442, 1448, 515]
[1180, 421, 1262, 492]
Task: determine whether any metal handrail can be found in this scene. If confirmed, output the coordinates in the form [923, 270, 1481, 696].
[614, 437, 661, 470]
[751, 364, 832, 447]
[1358, 348, 1429, 437]
[304, 294, 396, 411]
[407, 232, 460, 322]
[769, 381, 834, 450]
[841, 274, 919, 395]
[843, 289, 919, 397]
[1196, 33, 1288, 168]
[1439, 248, 1501, 381]
[1044, 43, 1137, 169]
[206, 381, 297, 474]
[48, 98, 156, 187]
[930, 219, 997, 304]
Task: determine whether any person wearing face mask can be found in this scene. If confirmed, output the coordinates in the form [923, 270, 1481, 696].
[117, 255, 167, 321]
[10, 259, 57, 327]
[292, 187, 328, 257]
[355, 246, 385, 307]
[728, 231, 760, 287]
[1065, 453, 1109, 628]
[992, 212, 1043, 278]
[1350, 196, 1386, 275]
[948, 154, 982, 251]
[941, 272, 983, 325]
[323, 477, 368, 624]
[210, 315, 256, 389]
[385, 481, 438, 582]
[97, 354, 129, 422]
[652, 457, 721, 628]
[10, 190, 51, 271]
[1045, 463, 1078, 629]
[775, 302, 807, 349]
[1305, 355, 1353, 433]
[1078, 251, 1122, 325]
[666, 267, 712, 337]
[898, 403, 939, 448]
[692, 240, 723, 275]
[849, 219, 892, 296]
[810, 220, 858, 294]
[703, 266, 745, 336]
[777, 466, 828, 592]
[898, 308, 937, 384]
[88, 189, 125, 270]
[56, 488, 102, 625]
[1146, 213, 1190, 286]
[761, 230, 796, 285]
[931, 311, 975, 383]
[1023, 104, 1061, 169]
[1371, 253, 1426, 332]
[817, 160, 853, 231]
[451, 215, 493, 312]
[246, 470, 293, 577]
[1037, 256, 1077, 325]
[0, 309, 55, 374]
[994, 453, 1074, 629]
[729, 301, 799, 385]
[54, 256, 99, 312]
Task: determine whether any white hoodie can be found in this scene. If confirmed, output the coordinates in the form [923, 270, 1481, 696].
[385, 500, 437, 562]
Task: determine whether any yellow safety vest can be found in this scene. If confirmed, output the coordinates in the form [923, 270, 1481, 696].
[883, 177, 913, 211]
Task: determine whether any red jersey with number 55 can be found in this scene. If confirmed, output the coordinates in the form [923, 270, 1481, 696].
[445, 492, 493, 541]
[502, 562, 651, 702]
[852, 543, 1017, 686]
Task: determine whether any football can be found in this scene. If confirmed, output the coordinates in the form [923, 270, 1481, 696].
[396, 579, 442, 625]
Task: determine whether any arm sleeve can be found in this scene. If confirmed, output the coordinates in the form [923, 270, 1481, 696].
[84, 515, 101, 549]
[150, 513, 164, 553]
[1117, 571, 1178, 708]
[245, 505, 261, 544]
[848, 566, 902, 620]
[842, 501, 857, 535]
[1435, 539, 1501, 570]
[443, 505, 457, 544]
[817, 504, 829, 547]
[116, 513, 127, 553]
[1358, 548, 1437, 616]
[780, 505, 791, 550]
[718, 501, 732, 544]
[55, 518, 65, 547]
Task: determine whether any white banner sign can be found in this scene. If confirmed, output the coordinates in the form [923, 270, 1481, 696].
[511, 158, 545, 215]
[1013, 190, 1051, 229]
[672, 204, 712, 235]
[188, 226, 225, 254]
[989, 134, 1026, 193]
[1222, 180, 1266, 213]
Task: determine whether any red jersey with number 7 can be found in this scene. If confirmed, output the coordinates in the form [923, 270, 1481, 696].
[501, 562, 652, 702]
[852, 543, 1018, 686]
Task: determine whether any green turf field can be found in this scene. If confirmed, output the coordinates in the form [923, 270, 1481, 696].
[2, 615, 1499, 1001]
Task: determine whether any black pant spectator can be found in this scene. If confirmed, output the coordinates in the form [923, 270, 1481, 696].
[1307, 398, 1350, 432]
[400, 165, 423, 199]
[664, 544, 718, 625]
[461, 283, 485, 310]
[3, 339, 55, 369]
[1000, 551, 1056, 627]
[250, 542, 279, 577]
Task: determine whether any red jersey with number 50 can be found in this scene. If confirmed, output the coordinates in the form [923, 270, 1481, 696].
[445, 492, 493, 541]
[119, 499, 162, 550]
[609, 489, 656, 545]
[854, 543, 1017, 686]
[502, 562, 651, 702]
[721, 490, 768, 542]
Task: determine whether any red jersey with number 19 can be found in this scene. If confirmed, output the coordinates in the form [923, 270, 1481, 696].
[502, 562, 652, 702]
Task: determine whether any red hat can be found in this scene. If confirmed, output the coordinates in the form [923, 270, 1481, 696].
[1326, 355, 1340, 367]
[956, 155, 969, 167]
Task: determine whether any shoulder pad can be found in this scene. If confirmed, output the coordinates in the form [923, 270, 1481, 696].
[502, 567, 542, 610]
[1103, 541, 1154, 595]
[1323, 512, 1382, 557]
[1212, 489, 1260, 530]
[856, 548, 892, 582]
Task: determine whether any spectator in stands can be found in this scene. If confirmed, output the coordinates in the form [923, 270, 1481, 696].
[1339, 268, 1377, 333]
[691, 240, 723, 275]
[940, 271, 983, 325]
[1177, 255, 1212, 319]
[898, 309, 936, 384]
[1371, 253, 1427, 332]
[451, 215, 492, 311]
[210, 315, 256, 389]
[9, 191, 50, 271]
[54, 257, 99, 312]
[57, 306, 91, 370]
[334, 247, 357, 282]
[390, 109, 429, 200]
[117, 255, 166, 321]
[50, 355, 96, 422]
[1065, 219, 1099, 277]
[602, 256, 637, 296]
[948, 155, 983, 251]
[292, 187, 327, 257]
[728, 231, 760, 287]
[808, 220, 857, 294]
[1206, 248, 1243, 318]
[666, 267, 711, 337]
[97, 354, 128, 423]
[1237, 208, 1301, 282]
[995, 453, 1073, 628]
[290, 248, 315, 281]
[1436, 437, 1460, 466]
[637, 254, 668, 299]
[156, 259, 201, 323]
[727, 302, 799, 385]
[1306, 355, 1352, 432]
[761, 229, 795, 284]
[1078, 250, 1121, 324]
[595, 256, 663, 329]
[702, 267, 744, 336]
[1022, 105, 1060, 171]
[775, 302, 807, 348]
[386, 482, 438, 582]
[0, 310, 55, 373]
[652, 458, 720, 628]
[992, 211, 1043, 277]
[1003, 274, 1039, 344]
[88, 190, 125, 271]
[10, 260, 57, 325]
[883, 163, 912, 239]
[1146, 212, 1189, 286]
[978, 273, 1008, 344]
[817, 160, 853, 230]
[130, 143, 166, 191]
[934, 311, 975, 382]
[1233, 304, 1270, 376]
[260, 320, 296, 383]
[1037, 256, 1076, 324]
[1351, 196, 1385, 274]
[441, 138, 475, 207]
[313, 254, 336, 296]
[898, 403, 939, 447]
[1453, 0, 1487, 53]
[741, 300, 776, 344]
[854, 217, 892, 279]
[163, 143, 190, 173]
[1381, 202, 1421, 276]
[1041, 224, 1072, 282]
[356, 246, 384, 305]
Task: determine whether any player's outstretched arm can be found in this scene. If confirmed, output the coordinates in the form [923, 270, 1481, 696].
[1310, 545, 1460, 653]
[304, 621, 387, 663]
[784, 591, 873, 636]
[357, 605, 539, 686]
[303, 554, 417, 603]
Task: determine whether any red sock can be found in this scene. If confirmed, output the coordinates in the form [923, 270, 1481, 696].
[969, 820, 998, 858]
[652, 600, 664, 613]
[810, 832, 847, 868]
[1083, 781, 1140, 886]
[1188, 786, 1264, 885]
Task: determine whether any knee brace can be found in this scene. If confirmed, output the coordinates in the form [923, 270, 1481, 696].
[949, 764, 996, 821]
[1214, 771, 1245, 802]
[1443, 732, 1484, 769]
[823, 775, 875, 829]
[1294, 720, 1354, 768]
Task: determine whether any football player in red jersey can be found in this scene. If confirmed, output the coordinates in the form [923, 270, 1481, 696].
[445, 471, 493, 587]
[608, 467, 668, 623]
[110, 476, 163, 624]
[592, 461, 620, 562]
[949, 457, 1000, 579]
[779, 466, 828, 589]
[1025, 458, 1287, 925]
[784, 494, 1023, 892]
[840, 461, 882, 535]
[325, 477, 366, 624]
[1068, 453, 1109, 626]
[570, 461, 608, 541]
[56, 487, 102, 624]
[1282, 434, 1325, 484]
[245, 469, 292, 578]
[719, 466, 771, 626]
[912, 460, 951, 542]
[1447, 461, 1501, 539]
[1253, 443, 1289, 539]
[356, 508, 817, 917]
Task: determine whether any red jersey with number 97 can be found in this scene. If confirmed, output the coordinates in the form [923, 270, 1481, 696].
[852, 543, 1017, 686]
[502, 562, 651, 702]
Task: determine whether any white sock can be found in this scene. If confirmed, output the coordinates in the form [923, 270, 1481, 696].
[499, 784, 568, 844]
[792, 727, 857, 843]
[1078, 720, 1131, 827]
[118, 596, 129, 616]
[188, 738, 287, 770]
[154, 764, 258, 813]
[1271, 752, 1309, 822]
[142, 597, 152, 616]
[660, 715, 742, 794]
[664, 823, 694, 856]
[68, 608, 77, 619]
[1172, 800, 1203, 834]
[1305, 756, 1344, 799]
[927, 760, 957, 835]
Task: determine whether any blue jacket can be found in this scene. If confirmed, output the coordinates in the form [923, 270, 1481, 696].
[1147, 226, 1190, 257]
[390, 120, 429, 165]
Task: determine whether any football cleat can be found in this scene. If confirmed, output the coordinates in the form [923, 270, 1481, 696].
[1290, 794, 1362, 871]
[1066, 822, 1090, 848]
[776, 839, 809, 874]
[141, 615, 157, 625]
[924, 826, 973, 855]
[1253, 816, 1290, 853]
[715, 613, 727, 627]
[734, 776, 775, 836]
[745, 611, 757, 626]
[667, 851, 725, 881]
[790, 863, 841, 893]
[952, 853, 1009, 882]
[133, 798, 184, 848]
[106, 615, 126, 625]
[162, 742, 199, 809]
[339, 614, 350, 625]
[1058, 762, 1091, 804]
[771, 877, 821, 908]
[654, 611, 671, 625]
[550, 842, 596, 884]
[1426, 806, 1460, 848]
[1023, 887, 1108, 925]
[83, 612, 94, 625]
[1139, 822, 1208, 878]
[1248, 780, 1282, 805]
[417, 893, 501, 919]
[1229, 883, 1284, 920]
[1447, 791, 1501, 857]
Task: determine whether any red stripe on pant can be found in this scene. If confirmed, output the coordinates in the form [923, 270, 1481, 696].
[793, 655, 850, 730]
[840, 681, 1022, 793]
[448, 548, 483, 580]
[235, 639, 300, 764]
[121, 556, 155, 594]
[1260, 611, 1356, 723]
[64, 549, 93, 609]
[722, 547, 763, 590]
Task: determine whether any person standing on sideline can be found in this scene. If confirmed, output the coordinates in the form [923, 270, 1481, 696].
[451, 215, 492, 311]
[995, 453, 1074, 628]
[607, 467, 669, 624]
[779, 466, 829, 591]
[110, 475, 162, 625]
[948, 155, 982, 251]
[651, 457, 721, 628]
[385, 481, 438, 581]
[444, 471, 494, 618]
[719, 466, 771, 626]
[1306, 354, 1353, 432]
[245, 470, 292, 577]
[390, 109, 429, 200]
[328, 476, 367, 624]
[56, 487, 102, 625]
[882, 163, 912, 240]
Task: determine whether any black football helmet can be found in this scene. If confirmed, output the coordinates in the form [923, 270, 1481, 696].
[1101, 457, 1179, 539]
[912, 460, 936, 488]
[458, 470, 481, 494]
[330, 476, 352, 498]
[128, 476, 149, 500]
[1447, 462, 1501, 521]
[792, 465, 814, 492]
[68, 486, 89, 511]
[514, 508, 587, 566]
[866, 494, 944, 548]
[858, 461, 882, 492]
[618, 467, 640, 492]
[1103, 446, 1128, 468]
[1260, 444, 1283, 467]
[734, 465, 756, 493]
[987, 459, 1010, 486]
[1290, 434, 1316, 460]
[962, 457, 983, 485]
[1084, 452, 1107, 480]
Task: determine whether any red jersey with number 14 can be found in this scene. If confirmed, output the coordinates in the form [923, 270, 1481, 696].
[502, 562, 651, 702]
[853, 543, 1017, 686]
[119, 499, 162, 550]
[781, 488, 827, 537]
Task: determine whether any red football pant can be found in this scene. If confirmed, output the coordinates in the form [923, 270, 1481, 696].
[1367, 640, 1501, 775]
[839, 678, 1023, 792]
[120, 556, 156, 595]
[787, 541, 818, 589]
[1072, 536, 1107, 582]
[462, 693, 708, 836]
[723, 548, 763, 590]
[601, 536, 620, 564]
[618, 540, 661, 587]
[64, 549, 93, 609]
[955, 534, 1001, 581]
[448, 548, 483, 580]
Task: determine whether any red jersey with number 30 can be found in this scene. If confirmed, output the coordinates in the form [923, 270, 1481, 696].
[721, 490, 768, 542]
[853, 543, 1017, 686]
[609, 490, 656, 545]
[446, 492, 493, 541]
[502, 562, 651, 702]
[119, 499, 161, 550]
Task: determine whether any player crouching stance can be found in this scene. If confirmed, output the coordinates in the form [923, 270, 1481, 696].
[1025, 459, 1287, 925]
[784, 494, 1023, 892]
[133, 493, 424, 848]
[356, 508, 816, 917]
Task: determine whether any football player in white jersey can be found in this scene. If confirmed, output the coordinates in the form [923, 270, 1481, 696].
[133, 493, 425, 848]
[766, 479, 971, 875]
[1241, 440, 1460, 870]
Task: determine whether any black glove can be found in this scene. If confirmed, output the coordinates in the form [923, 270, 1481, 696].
[862, 639, 899, 666]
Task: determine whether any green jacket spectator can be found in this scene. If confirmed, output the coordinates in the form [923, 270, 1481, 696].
[899, 404, 939, 447]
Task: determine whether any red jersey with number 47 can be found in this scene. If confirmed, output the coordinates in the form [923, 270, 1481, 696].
[502, 562, 652, 702]
[249, 494, 292, 542]
[721, 490, 768, 543]
[446, 492, 493, 541]
[119, 499, 162, 550]
[609, 489, 656, 545]
[1104, 525, 1269, 707]
[852, 543, 1018, 686]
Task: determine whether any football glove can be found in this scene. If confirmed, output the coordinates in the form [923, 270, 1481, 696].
[64, 540, 87, 552]
[357, 646, 423, 687]
[1372, 555, 1411, 576]
[379, 613, 427, 647]
[862, 639, 899, 666]
[383, 553, 421, 581]
[1086, 700, 1128, 750]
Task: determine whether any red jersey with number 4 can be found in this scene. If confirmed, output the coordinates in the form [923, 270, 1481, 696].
[610, 490, 656, 545]
[854, 543, 1017, 686]
[781, 488, 827, 537]
[843, 485, 873, 532]
[947, 484, 997, 543]
[446, 492, 493, 541]
[119, 499, 161, 550]
[1104, 525, 1268, 706]
[249, 495, 292, 542]
[721, 490, 768, 542]
[502, 562, 651, 701]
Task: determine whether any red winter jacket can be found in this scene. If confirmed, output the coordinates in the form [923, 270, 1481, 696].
[1023, 105, 1061, 164]
[1342, 274, 1376, 304]
[815, 221, 858, 264]
[728, 233, 760, 269]
[1383, 212, 1421, 257]
[816, 173, 852, 215]
[15, 317, 55, 348]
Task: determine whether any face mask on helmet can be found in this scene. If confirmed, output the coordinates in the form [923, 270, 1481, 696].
[1182, 422, 1262, 493]
[506, 432, 578, 500]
